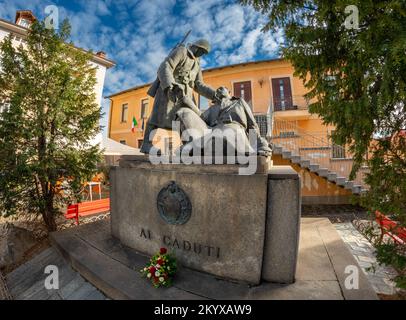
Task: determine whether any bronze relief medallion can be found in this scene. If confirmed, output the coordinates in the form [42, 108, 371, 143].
[157, 181, 192, 225]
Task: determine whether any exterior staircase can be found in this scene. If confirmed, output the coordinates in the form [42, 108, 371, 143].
[272, 144, 364, 195]
[254, 115, 368, 195]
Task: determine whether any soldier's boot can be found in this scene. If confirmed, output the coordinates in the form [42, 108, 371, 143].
[140, 124, 162, 155]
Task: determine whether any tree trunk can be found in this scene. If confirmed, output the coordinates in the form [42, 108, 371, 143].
[41, 209, 57, 232]
[41, 195, 57, 232]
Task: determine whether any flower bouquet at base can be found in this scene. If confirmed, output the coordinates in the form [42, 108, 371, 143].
[140, 247, 177, 288]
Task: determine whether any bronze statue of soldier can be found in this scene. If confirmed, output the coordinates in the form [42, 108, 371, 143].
[140, 39, 217, 154]
[175, 86, 272, 157]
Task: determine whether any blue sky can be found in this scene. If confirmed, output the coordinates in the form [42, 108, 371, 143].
[0, 0, 284, 132]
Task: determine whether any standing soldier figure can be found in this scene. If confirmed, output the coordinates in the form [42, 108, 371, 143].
[140, 39, 216, 154]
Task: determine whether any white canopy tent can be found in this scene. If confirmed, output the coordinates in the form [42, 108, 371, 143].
[101, 137, 142, 156]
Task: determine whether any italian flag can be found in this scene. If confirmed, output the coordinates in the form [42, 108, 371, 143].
[131, 116, 138, 133]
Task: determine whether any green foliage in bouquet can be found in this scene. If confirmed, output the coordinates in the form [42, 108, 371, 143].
[140, 248, 177, 288]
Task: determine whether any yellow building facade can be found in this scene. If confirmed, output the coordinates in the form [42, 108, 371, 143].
[107, 59, 365, 204]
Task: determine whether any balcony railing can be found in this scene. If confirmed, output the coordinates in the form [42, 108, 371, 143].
[271, 95, 310, 111]
[254, 113, 272, 138]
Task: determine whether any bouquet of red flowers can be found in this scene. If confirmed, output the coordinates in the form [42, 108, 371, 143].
[140, 247, 177, 288]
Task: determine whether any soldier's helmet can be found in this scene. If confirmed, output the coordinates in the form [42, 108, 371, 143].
[192, 39, 211, 54]
[216, 86, 231, 99]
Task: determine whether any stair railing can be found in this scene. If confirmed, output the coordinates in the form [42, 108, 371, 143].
[270, 119, 368, 189]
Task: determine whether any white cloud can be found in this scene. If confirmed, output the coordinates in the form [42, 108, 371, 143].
[259, 28, 284, 56]
[84, 0, 111, 16]
[182, 0, 218, 18]
[225, 27, 262, 64]
[104, 68, 143, 95]
[212, 4, 245, 50]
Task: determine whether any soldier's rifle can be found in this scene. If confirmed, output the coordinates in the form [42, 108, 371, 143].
[147, 30, 192, 98]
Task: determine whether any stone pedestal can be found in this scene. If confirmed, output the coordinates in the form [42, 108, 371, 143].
[263, 166, 301, 283]
[110, 155, 300, 285]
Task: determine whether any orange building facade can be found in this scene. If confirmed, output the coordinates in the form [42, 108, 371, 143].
[107, 59, 367, 204]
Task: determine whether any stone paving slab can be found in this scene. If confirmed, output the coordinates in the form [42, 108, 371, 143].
[0, 271, 12, 300]
[51, 231, 204, 300]
[247, 280, 343, 300]
[5, 247, 107, 300]
[316, 219, 376, 300]
[296, 219, 337, 281]
[50, 218, 377, 300]
[334, 223, 398, 296]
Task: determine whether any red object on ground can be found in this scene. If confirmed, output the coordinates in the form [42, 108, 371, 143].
[65, 198, 110, 225]
[375, 210, 406, 244]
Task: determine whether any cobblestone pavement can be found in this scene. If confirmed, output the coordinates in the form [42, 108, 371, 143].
[334, 222, 398, 295]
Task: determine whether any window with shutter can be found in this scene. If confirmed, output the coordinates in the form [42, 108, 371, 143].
[121, 103, 128, 123]
[271, 77, 293, 111]
[233, 81, 252, 108]
[141, 99, 149, 119]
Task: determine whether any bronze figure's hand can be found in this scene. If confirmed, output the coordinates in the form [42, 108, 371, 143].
[166, 85, 176, 102]
[173, 83, 184, 101]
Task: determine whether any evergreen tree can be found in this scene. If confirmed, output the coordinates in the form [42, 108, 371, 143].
[0, 20, 102, 231]
[242, 0, 406, 288]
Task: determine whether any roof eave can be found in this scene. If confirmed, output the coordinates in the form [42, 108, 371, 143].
[105, 83, 152, 99]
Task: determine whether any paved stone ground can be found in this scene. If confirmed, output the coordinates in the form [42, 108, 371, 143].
[3, 215, 381, 300]
[0, 271, 12, 300]
[334, 222, 398, 295]
[5, 247, 107, 300]
[49, 218, 377, 300]
[302, 205, 370, 224]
